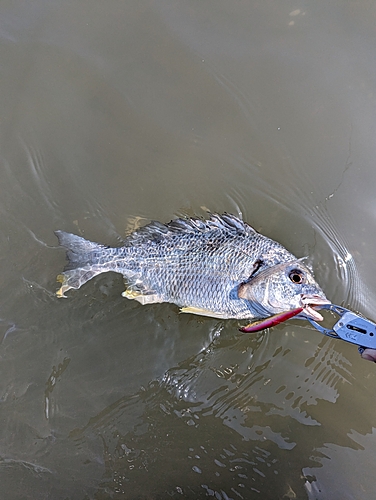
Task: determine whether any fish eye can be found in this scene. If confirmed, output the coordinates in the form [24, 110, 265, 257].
[288, 269, 305, 284]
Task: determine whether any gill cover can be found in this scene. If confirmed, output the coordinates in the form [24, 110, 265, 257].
[237, 259, 327, 317]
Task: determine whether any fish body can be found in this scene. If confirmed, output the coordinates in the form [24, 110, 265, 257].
[55, 214, 329, 321]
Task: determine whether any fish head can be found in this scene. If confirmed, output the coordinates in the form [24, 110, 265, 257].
[238, 260, 330, 321]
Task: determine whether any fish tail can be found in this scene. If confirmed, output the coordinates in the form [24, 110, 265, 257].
[55, 230, 110, 298]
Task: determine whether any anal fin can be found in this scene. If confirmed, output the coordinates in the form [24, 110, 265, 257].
[122, 289, 163, 305]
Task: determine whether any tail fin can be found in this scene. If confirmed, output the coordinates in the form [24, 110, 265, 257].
[55, 231, 108, 298]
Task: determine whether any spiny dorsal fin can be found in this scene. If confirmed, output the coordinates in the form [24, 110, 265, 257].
[124, 213, 255, 245]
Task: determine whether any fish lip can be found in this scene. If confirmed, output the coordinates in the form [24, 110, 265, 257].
[299, 295, 331, 321]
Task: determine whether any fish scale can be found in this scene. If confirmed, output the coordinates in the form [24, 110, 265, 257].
[55, 214, 328, 321]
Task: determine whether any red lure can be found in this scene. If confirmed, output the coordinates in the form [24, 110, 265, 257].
[239, 307, 304, 333]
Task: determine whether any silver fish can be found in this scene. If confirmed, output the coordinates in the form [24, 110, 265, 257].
[55, 214, 330, 321]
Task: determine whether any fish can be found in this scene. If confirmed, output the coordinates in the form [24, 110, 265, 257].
[55, 213, 330, 323]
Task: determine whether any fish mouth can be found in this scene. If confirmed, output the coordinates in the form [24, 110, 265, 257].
[299, 295, 331, 321]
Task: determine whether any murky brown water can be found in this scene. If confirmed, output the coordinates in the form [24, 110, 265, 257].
[1, 1, 376, 499]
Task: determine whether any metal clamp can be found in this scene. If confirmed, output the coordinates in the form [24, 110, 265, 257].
[308, 304, 376, 349]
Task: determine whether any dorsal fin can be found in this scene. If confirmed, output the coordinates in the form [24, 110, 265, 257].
[124, 213, 255, 245]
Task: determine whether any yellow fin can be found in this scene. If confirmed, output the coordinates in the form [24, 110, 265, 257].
[122, 289, 163, 305]
[122, 289, 142, 299]
[56, 275, 69, 298]
[180, 306, 228, 319]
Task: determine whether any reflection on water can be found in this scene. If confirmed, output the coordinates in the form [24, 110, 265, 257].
[304, 428, 376, 500]
[1, 0, 376, 499]
[67, 326, 360, 499]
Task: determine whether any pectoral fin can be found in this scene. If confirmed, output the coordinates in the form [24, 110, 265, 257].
[180, 306, 228, 319]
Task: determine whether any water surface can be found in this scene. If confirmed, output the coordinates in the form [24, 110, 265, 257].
[1, 1, 376, 499]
